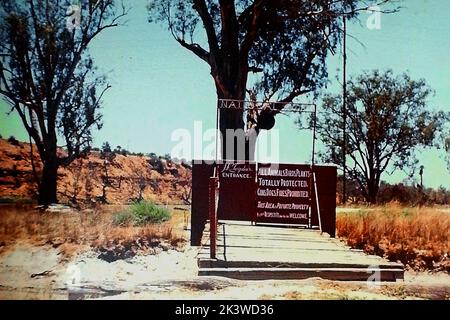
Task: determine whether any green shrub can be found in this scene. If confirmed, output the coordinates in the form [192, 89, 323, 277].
[131, 201, 171, 226]
[112, 201, 171, 227]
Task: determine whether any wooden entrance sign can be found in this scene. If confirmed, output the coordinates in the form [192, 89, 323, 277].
[190, 161, 336, 246]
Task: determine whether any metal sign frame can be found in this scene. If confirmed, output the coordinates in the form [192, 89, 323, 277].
[209, 99, 321, 259]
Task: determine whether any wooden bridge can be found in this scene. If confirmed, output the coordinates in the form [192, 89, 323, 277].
[198, 221, 404, 281]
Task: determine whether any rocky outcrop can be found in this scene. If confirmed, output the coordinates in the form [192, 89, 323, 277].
[0, 139, 191, 205]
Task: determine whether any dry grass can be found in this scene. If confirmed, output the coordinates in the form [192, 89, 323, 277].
[336, 204, 450, 272]
[0, 204, 187, 260]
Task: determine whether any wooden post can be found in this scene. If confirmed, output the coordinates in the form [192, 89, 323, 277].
[209, 177, 218, 259]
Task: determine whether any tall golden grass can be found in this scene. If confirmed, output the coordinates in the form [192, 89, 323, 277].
[0, 204, 186, 259]
[336, 204, 450, 272]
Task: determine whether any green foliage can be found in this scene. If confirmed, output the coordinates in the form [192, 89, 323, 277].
[0, 1, 126, 205]
[380, 184, 450, 206]
[112, 201, 171, 227]
[100, 141, 116, 163]
[101, 142, 112, 154]
[0, 1, 118, 159]
[113, 146, 130, 156]
[148, 1, 384, 102]
[316, 70, 450, 204]
[132, 201, 171, 226]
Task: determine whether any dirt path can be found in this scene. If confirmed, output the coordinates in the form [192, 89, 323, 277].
[0, 245, 449, 300]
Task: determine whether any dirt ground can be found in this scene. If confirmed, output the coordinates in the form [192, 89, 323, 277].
[0, 244, 449, 300]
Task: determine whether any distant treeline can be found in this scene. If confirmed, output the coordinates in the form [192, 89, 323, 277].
[1, 136, 192, 170]
[94, 141, 192, 170]
[337, 177, 450, 205]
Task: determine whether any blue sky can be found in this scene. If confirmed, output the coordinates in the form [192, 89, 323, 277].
[1, 0, 449, 188]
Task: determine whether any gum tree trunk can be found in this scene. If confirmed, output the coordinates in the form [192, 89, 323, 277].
[38, 152, 59, 205]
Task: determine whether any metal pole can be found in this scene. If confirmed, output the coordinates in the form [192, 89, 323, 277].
[311, 104, 317, 167]
[308, 104, 317, 229]
[342, 16, 347, 205]
[313, 172, 322, 234]
[209, 177, 218, 259]
[215, 100, 220, 167]
[210, 101, 221, 259]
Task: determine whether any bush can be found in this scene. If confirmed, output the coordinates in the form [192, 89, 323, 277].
[148, 156, 165, 174]
[112, 201, 171, 227]
[7, 136, 20, 146]
[101, 142, 112, 154]
[132, 201, 171, 226]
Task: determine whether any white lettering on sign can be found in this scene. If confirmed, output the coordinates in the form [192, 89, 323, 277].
[256, 165, 312, 223]
[258, 178, 308, 188]
[257, 211, 308, 220]
[257, 202, 309, 210]
[256, 188, 309, 198]
[258, 168, 310, 178]
[221, 163, 253, 179]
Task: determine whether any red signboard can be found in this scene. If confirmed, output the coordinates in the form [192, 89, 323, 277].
[217, 162, 256, 221]
[190, 161, 337, 246]
[256, 163, 312, 225]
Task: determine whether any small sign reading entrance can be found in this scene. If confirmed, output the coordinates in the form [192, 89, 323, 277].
[256, 163, 311, 225]
[217, 162, 256, 221]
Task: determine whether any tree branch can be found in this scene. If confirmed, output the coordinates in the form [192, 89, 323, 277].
[193, 0, 220, 58]
[176, 39, 210, 63]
